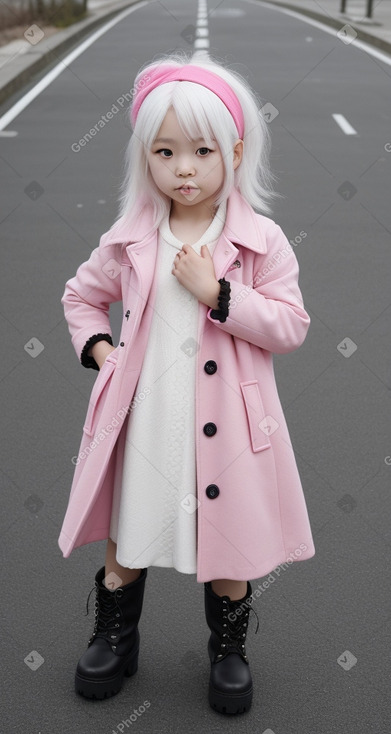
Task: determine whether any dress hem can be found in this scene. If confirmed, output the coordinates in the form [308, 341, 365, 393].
[115, 553, 197, 575]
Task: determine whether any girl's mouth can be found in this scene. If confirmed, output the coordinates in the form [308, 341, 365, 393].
[178, 187, 199, 196]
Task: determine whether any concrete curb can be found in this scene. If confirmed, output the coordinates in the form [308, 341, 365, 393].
[0, 0, 139, 108]
[1, 0, 390, 110]
[261, 0, 391, 56]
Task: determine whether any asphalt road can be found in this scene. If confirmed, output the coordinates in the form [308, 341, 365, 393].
[1, 0, 391, 732]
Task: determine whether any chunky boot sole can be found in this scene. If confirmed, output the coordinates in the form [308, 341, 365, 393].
[208, 682, 253, 715]
[75, 645, 139, 700]
[204, 580, 258, 715]
[207, 636, 253, 714]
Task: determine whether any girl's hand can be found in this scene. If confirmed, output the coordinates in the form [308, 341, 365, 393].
[88, 341, 117, 370]
[172, 244, 220, 309]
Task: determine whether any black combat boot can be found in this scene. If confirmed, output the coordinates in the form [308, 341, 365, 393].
[204, 580, 259, 714]
[75, 566, 147, 700]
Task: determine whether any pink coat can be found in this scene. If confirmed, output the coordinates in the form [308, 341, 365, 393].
[59, 186, 315, 582]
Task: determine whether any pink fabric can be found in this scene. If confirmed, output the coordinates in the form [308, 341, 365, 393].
[130, 64, 245, 139]
[58, 186, 315, 582]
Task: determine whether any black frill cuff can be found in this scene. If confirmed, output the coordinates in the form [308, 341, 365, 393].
[210, 278, 231, 323]
[80, 333, 113, 370]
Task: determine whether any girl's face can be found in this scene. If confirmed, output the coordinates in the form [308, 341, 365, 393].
[147, 106, 234, 219]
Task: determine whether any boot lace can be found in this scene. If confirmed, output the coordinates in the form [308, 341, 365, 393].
[85, 583, 124, 650]
[217, 598, 259, 662]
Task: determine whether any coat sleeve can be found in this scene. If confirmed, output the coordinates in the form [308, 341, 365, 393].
[61, 235, 123, 369]
[206, 222, 310, 354]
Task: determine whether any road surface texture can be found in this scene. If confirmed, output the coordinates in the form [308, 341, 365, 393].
[1, 0, 390, 732]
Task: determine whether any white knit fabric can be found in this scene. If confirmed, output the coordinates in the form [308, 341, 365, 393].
[109, 200, 227, 573]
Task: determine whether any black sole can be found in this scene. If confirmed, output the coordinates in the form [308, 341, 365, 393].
[209, 683, 253, 714]
[74, 647, 139, 700]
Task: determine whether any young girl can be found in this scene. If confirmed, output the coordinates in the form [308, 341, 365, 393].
[59, 50, 315, 714]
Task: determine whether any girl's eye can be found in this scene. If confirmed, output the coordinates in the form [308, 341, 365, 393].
[154, 147, 214, 158]
[155, 149, 172, 158]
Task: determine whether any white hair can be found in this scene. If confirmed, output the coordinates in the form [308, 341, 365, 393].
[114, 50, 281, 231]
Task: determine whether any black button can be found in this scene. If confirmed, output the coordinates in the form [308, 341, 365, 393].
[204, 360, 217, 375]
[206, 484, 219, 499]
[203, 422, 217, 437]
[120, 342, 125, 347]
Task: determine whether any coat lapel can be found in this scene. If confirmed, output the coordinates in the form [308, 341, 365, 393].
[100, 187, 268, 292]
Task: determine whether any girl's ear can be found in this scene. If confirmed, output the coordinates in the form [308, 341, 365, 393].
[233, 139, 244, 170]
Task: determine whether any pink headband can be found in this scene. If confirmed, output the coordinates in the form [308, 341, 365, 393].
[130, 64, 244, 139]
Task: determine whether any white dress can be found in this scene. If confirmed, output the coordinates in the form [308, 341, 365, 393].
[109, 200, 227, 573]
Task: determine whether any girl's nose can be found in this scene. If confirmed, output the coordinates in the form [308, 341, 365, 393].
[176, 158, 195, 177]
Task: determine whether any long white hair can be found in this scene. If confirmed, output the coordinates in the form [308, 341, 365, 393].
[115, 50, 281, 231]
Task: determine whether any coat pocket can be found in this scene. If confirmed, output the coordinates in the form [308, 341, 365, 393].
[83, 351, 118, 436]
[240, 380, 272, 452]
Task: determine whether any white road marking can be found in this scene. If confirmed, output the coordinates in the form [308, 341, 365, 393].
[195, 0, 210, 51]
[194, 38, 210, 49]
[243, 0, 391, 66]
[3, 0, 388, 135]
[332, 113, 358, 134]
[0, 0, 149, 131]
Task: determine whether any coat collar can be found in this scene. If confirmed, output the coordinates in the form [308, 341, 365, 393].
[100, 187, 267, 254]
